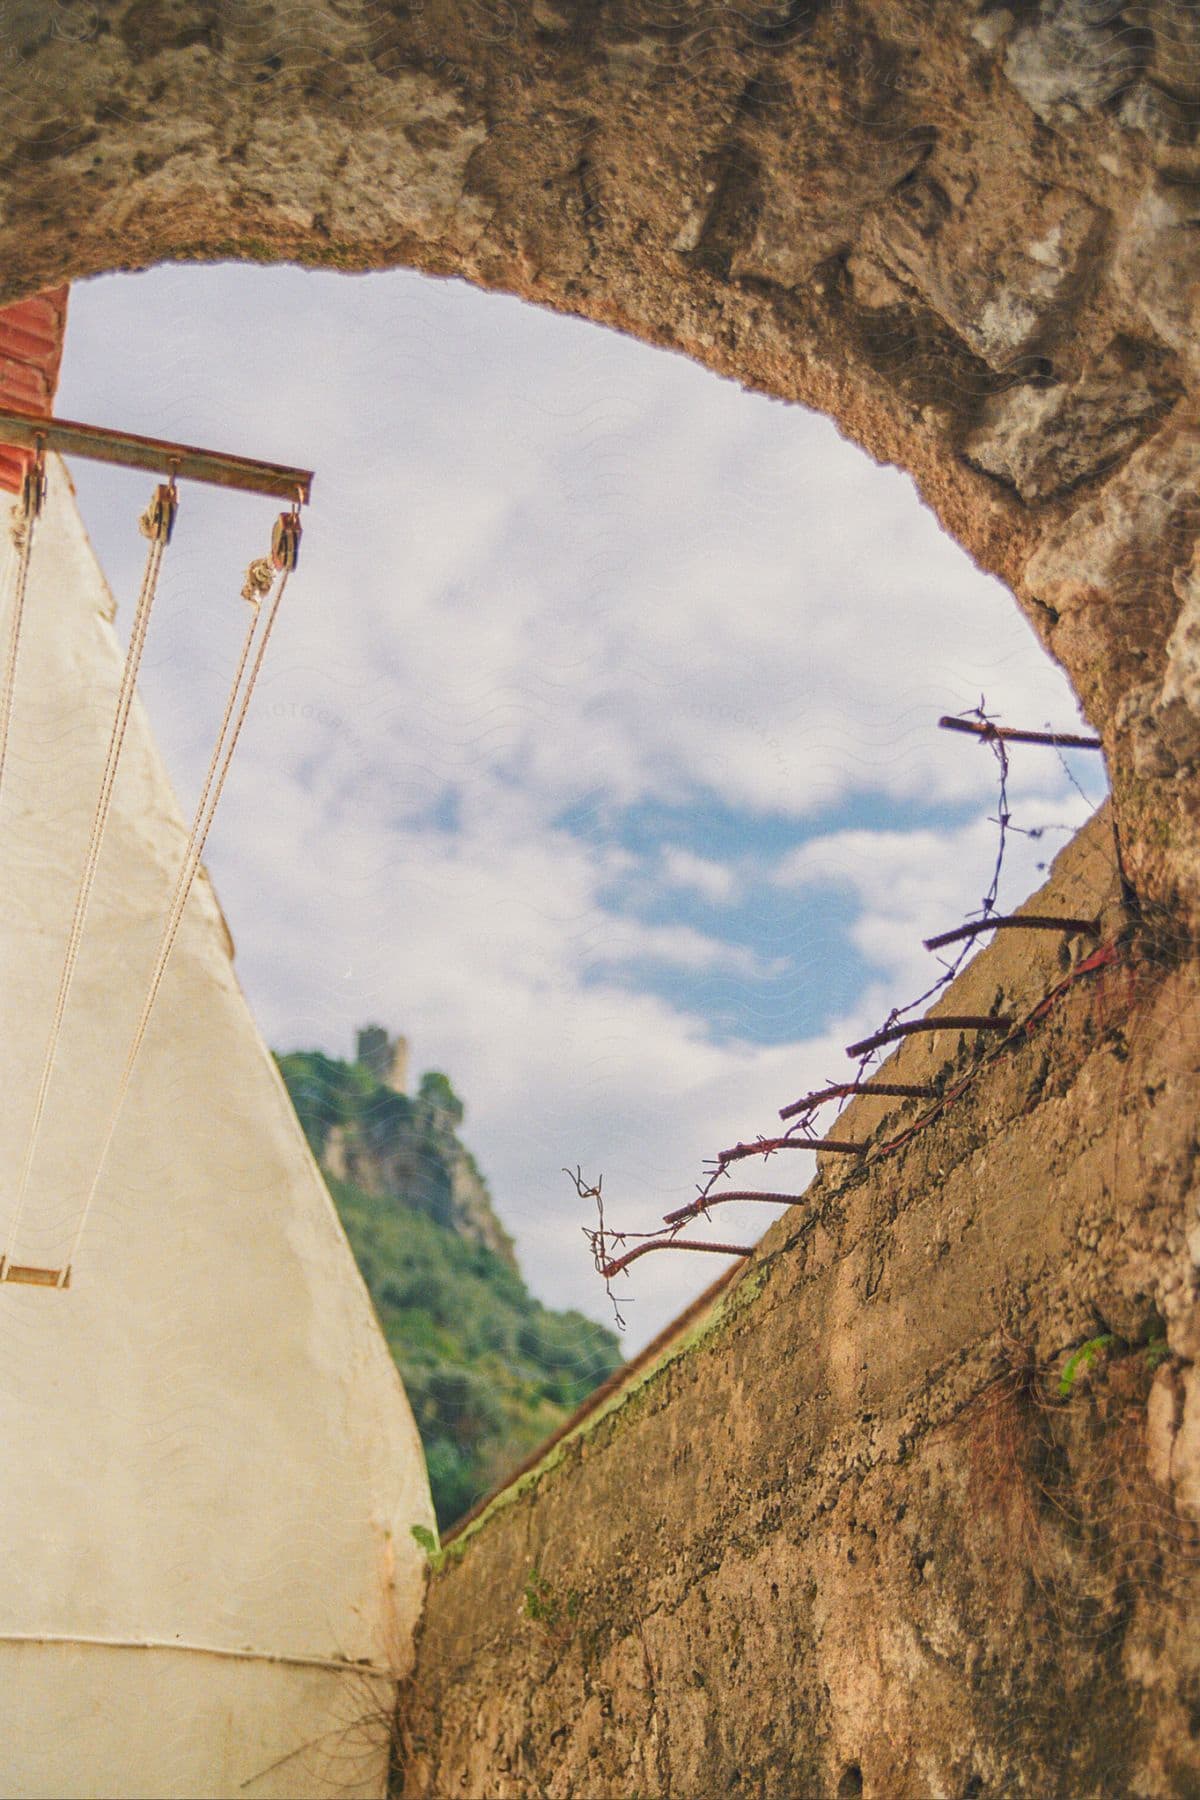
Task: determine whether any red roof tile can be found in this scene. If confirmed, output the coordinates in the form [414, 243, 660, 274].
[0, 285, 69, 495]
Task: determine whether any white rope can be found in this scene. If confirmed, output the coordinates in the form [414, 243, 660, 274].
[0, 472, 41, 813]
[2, 491, 171, 1281]
[61, 556, 292, 1282]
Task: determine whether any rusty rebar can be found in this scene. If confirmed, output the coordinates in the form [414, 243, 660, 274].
[662, 1190, 804, 1225]
[938, 715, 1102, 750]
[846, 1015, 1013, 1059]
[717, 1135, 864, 1165]
[923, 914, 1100, 952]
[778, 1081, 938, 1121]
[601, 1238, 753, 1278]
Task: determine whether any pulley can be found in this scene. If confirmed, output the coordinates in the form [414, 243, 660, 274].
[19, 446, 46, 522]
[138, 480, 178, 546]
[271, 506, 302, 573]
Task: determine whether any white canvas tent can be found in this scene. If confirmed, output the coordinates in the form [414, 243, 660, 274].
[0, 462, 434, 1798]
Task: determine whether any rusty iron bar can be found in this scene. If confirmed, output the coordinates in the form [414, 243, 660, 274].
[662, 1190, 805, 1225]
[779, 1081, 938, 1121]
[590, 946, 1121, 1300]
[846, 1015, 1013, 1059]
[718, 1135, 864, 1165]
[938, 715, 1102, 750]
[923, 914, 1100, 952]
[601, 1238, 753, 1278]
[0, 407, 314, 502]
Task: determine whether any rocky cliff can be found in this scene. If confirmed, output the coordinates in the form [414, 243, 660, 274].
[282, 1028, 517, 1269]
[276, 1036, 622, 1529]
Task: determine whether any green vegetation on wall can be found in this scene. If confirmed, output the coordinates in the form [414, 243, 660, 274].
[276, 1048, 622, 1529]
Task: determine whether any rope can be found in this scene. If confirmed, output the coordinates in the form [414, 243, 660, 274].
[0, 461, 44, 815]
[61, 553, 292, 1282]
[2, 485, 173, 1281]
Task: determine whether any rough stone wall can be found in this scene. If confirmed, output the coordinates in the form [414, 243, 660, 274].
[398, 808, 1200, 1798]
[1, 2, 1200, 912]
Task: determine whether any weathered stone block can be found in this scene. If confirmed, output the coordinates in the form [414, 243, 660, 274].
[1004, 1, 1148, 123]
[1112, 181, 1200, 368]
[729, 130, 927, 291]
[865, 174, 1105, 369]
[1127, 3, 1200, 103]
[965, 350, 1176, 502]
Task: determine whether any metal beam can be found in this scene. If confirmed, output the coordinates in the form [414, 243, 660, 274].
[0, 408, 312, 502]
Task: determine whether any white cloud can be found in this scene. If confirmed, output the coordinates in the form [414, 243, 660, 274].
[659, 846, 740, 905]
[777, 790, 1102, 1002]
[54, 264, 1108, 1349]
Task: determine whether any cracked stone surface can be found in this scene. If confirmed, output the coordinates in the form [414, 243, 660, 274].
[865, 174, 1105, 370]
[964, 340, 1179, 503]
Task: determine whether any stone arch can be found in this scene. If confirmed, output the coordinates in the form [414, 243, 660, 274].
[4, 0, 1198, 911]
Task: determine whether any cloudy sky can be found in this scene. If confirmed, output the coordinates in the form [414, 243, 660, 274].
[56, 264, 1106, 1353]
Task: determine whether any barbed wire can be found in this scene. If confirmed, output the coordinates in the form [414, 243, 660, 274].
[572, 701, 1111, 1325]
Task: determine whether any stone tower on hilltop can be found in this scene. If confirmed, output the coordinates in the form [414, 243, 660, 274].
[356, 1023, 409, 1095]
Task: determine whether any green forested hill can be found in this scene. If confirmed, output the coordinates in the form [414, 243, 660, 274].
[276, 1046, 622, 1529]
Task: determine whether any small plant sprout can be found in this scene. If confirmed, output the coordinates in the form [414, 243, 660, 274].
[522, 1564, 582, 1644]
[410, 1523, 445, 1572]
[1058, 1334, 1116, 1398]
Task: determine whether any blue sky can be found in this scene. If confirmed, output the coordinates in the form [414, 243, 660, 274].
[55, 264, 1107, 1350]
